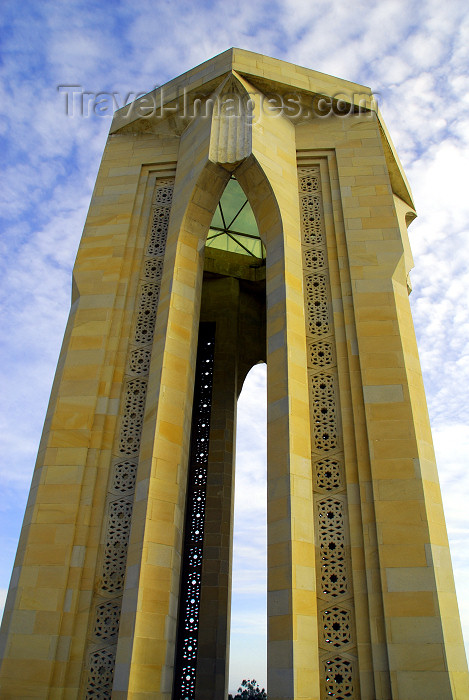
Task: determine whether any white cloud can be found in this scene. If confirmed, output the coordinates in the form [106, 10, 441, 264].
[433, 424, 469, 654]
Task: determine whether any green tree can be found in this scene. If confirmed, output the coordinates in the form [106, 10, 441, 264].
[229, 678, 267, 700]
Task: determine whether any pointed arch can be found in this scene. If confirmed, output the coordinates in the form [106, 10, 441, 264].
[120, 96, 315, 698]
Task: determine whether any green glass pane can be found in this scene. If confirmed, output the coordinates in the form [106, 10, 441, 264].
[211, 205, 224, 229]
[207, 177, 264, 258]
[206, 231, 264, 257]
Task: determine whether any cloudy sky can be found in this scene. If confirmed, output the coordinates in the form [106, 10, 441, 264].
[1, 0, 468, 692]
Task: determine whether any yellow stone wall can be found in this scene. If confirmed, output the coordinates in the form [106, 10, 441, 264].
[296, 107, 468, 698]
[0, 49, 466, 700]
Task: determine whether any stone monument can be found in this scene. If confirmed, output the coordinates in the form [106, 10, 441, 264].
[0, 49, 467, 700]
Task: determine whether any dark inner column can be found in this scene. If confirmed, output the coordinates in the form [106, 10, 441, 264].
[173, 323, 216, 700]
[195, 253, 266, 700]
[173, 250, 265, 700]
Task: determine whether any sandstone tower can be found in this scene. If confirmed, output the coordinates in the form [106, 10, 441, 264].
[0, 49, 467, 700]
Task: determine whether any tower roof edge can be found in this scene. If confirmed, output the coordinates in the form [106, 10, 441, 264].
[110, 49, 373, 135]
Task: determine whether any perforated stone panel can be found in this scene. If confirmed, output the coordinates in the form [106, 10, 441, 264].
[147, 180, 173, 256]
[318, 498, 345, 535]
[128, 348, 152, 376]
[310, 374, 338, 451]
[317, 498, 348, 598]
[299, 166, 320, 194]
[139, 282, 160, 312]
[118, 378, 147, 456]
[324, 657, 354, 699]
[308, 340, 334, 369]
[306, 273, 328, 303]
[101, 499, 133, 594]
[153, 179, 174, 205]
[304, 248, 326, 270]
[144, 257, 164, 281]
[112, 460, 137, 493]
[322, 606, 352, 648]
[318, 498, 345, 567]
[300, 194, 324, 246]
[320, 561, 348, 598]
[94, 600, 121, 640]
[86, 648, 116, 699]
[147, 207, 170, 256]
[134, 284, 160, 345]
[315, 458, 343, 492]
[305, 274, 330, 337]
[134, 316, 153, 345]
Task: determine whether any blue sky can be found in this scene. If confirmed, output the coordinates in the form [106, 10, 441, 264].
[1, 0, 469, 692]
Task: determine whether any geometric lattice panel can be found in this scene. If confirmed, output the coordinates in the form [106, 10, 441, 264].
[144, 257, 164, 281]
[310, 374, 338, 451]
[308, 339, 334, 369]
[139, 282, 160, 313]
[318, 497, 348, 599]
[304, 248, 325, 270]
[318, 498, 345, 565]
[146, 179, 173, 262]
[94, 600, 121, 640]
[306, 273, 328, 303]
[147, 207, 170, 257]
[299, 167, 320, 194]
[305, 274, 330, 337]
[322, 606, 352, 648]
[134, 310, 156, 345]
[320, 561, 348, 598]
[300, 194, 324, 246]
[134, 284, 160, 345]
[324, 656, 354, 699]
[153, 179, 174, 205]
[86, 647, 116, 699]
[112, 460, 137, 494]
[118, 378, 147, 457]
[101, 499, 133, 594]
[129, 347, 152, 375]
[315, 458, 343, 492]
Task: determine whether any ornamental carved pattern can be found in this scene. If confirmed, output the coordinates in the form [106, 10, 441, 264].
[298, 165, 357, 699]
[84, 177, 174, 697]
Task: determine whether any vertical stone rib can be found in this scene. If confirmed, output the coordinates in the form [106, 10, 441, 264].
[83, 179, 174, 698]
[298, 165, 359, 699]
[209, 76, 252, 164]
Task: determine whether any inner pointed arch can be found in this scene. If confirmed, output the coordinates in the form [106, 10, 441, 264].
[206, 175, 265, 260]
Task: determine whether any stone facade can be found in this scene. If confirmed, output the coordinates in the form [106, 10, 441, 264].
[0, 49, 467, 700]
